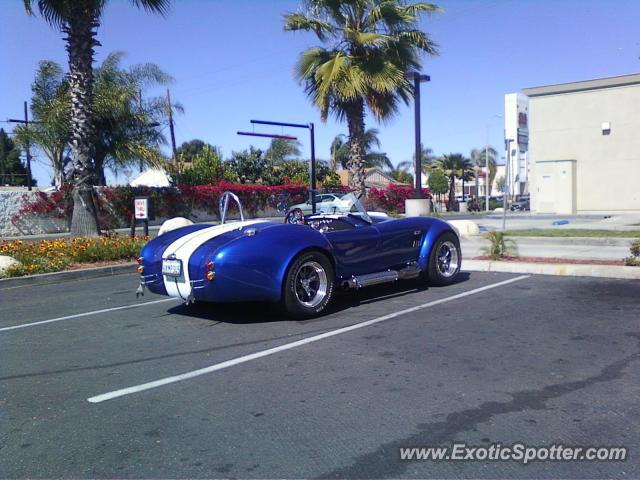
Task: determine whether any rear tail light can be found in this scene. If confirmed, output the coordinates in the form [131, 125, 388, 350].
[136, 257, 143, 265]
[205, 260, 215, 281]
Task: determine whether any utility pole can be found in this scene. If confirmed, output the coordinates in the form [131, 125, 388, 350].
[167, 89, 177, 162]
[139, 90, 144, 173]
[485, 138, 490, 212]
[309, 122, 316, 213]
[8, 101, 33, 190]
[409, 72, 431, 199]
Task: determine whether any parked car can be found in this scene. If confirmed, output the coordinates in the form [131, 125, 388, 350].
[510, 194, 530, 211]
[289, 193, 343, 215]
[137, 192, 462, 318]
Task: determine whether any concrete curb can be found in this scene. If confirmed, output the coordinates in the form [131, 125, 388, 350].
[0, 262, 136, 290]
[463, 259, 640, 280]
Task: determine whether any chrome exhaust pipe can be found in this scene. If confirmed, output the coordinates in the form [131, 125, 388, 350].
[342, 263, 423, 290]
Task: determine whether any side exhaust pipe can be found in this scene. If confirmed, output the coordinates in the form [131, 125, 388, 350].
[342, 263, 421, 290]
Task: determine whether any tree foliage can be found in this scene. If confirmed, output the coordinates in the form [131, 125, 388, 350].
[0, 129, 36, 187]
[265, 138, 303, 164]
[14, 61, 71, 187]
[176, 139, 217, 163]
[331, 128, 392, 170]
[16, 53, 174, 187]
[471, 145, 498, 195]
[427, 168, 448, 197]
[436, 153, 474, 211]
[388, 160, 413, 184]
[166, 146, 235, 185]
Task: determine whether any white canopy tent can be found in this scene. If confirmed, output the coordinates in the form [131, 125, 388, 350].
[129, 168, 171, 188]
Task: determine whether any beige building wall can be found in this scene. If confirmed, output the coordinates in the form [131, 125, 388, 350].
[525, 75, 640, 213]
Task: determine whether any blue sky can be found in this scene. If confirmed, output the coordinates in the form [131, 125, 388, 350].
[2, 0, 640, 186]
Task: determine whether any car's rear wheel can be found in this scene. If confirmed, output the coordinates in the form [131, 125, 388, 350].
[282, 251, 334, 319]
[426, 232, 461, 286]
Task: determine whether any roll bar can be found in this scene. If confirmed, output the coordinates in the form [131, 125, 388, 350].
[219, 191, 245, 225]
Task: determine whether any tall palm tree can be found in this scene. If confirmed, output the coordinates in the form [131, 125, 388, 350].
[23, 0, 170, 237]
[285, 0, 440, 198]
[436, 153, 473, 211]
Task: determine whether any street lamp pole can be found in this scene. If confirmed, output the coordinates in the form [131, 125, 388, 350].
[502, 138, 513, 231]
[409, 72, 430, 199]
[485, 136, 489, 213]
[239, 119, 317, 213]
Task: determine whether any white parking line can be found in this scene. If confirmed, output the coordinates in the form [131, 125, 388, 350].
[0, 298, 178, 332]
[88, 275, 530, 403]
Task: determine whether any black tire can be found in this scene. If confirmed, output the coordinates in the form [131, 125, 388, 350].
[282, 251, 334, 319]
[426, 232, 462, 286]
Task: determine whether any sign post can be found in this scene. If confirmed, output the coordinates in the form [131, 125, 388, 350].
[131, 196, 149, 237]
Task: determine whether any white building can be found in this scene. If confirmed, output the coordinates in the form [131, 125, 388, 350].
[523, 73, 640, 213]
[504, 93, 530, 196]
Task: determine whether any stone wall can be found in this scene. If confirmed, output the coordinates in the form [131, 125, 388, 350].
[0, 189, 284, 238]
[0, 190, 68, 238]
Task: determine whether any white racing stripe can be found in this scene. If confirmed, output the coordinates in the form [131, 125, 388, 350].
[162, 220, 268, 299]
[88, 275, 530, 403]
[0, 298, 178, 332]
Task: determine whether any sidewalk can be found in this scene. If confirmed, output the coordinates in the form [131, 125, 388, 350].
[461, 236, 633, 261]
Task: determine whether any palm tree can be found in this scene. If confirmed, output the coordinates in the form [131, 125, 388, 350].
[414, 145, 435, 169]
[265, 138, 303, 165]
[470, 146, 498, 196]
[93, 51, 174, 185]
[389, 160, 413, 184]
[460, 158, 475, 201]
[331, 128, 392, 170]
[285, 0, 440, 198]
[329, 134, 347, 171]
[436, 153, 474, 211]
[23, 0, 170, 237]
[15, 60, 71, 188]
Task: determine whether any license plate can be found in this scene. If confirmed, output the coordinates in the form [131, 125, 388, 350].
[162, 259, 182, 277]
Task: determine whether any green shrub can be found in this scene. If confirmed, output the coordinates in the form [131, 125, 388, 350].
[624, 239, 640, 266]
[483, 231, 516, 260]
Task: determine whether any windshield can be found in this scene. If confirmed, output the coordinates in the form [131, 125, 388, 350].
[316, 192, 371, 223]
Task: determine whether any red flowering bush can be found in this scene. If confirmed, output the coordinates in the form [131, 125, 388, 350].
[368, 184, 432, 214]
[179, 182, 309, 218]
[13, 184, 74, 221]
[11, 182, 316, 230]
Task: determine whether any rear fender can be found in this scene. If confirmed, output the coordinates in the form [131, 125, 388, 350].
[199, 225, 334, 303]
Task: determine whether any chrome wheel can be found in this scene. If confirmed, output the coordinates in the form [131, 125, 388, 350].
[294, 261, 328, 308]
[436, 241, 460, 277]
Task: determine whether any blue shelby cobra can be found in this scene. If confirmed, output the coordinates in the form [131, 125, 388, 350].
[137, 192, 461, 318]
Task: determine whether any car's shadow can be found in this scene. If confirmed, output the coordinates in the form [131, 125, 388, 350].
[168, 272, 471, 325]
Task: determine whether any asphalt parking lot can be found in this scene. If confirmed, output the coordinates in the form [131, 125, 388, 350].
[1, 270, 639, 478]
